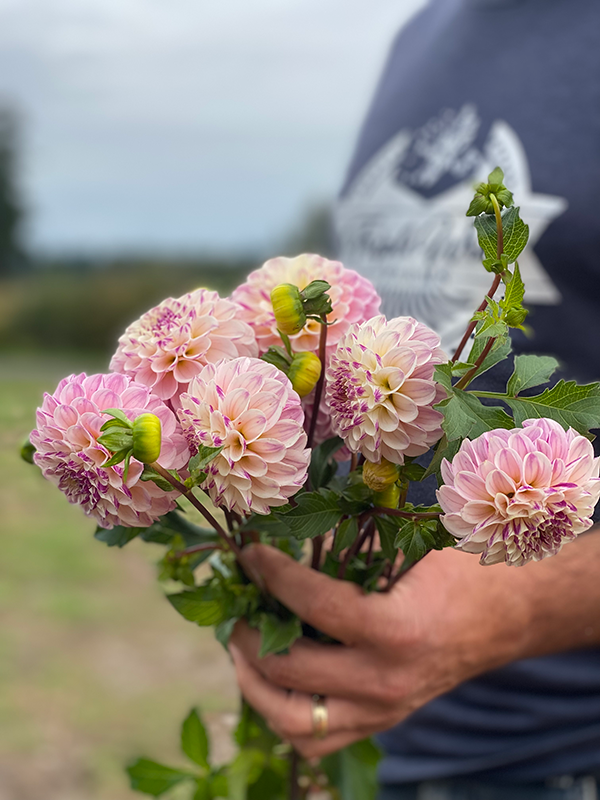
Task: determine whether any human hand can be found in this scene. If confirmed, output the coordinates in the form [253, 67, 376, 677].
[229, 543, 537, 759]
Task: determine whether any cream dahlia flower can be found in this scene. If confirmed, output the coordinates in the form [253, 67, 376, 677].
[110, 289, 257, 404]
[178, 357, 310, 515]
[30, 372, 190, 529]
[230, 254, 381, 358]
[438, 418, 600, 566]
[325, 315, 446, 464]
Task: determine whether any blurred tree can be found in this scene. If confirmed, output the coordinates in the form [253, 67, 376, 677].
[0, 106, 26, 276]
[283, 202, 335, 257]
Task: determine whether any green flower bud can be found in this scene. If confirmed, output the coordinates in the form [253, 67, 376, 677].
[270, 283, 306, 335]
[504, 306, 529, 328]
[287, 351, 322, 397]
[363, 458, 400, 493]
[373, 483, 401, 509]
[132, 413, 162, 463]
[20, 437, 36, 464]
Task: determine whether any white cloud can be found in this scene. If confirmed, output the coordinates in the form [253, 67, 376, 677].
[0, 0, 426, 254]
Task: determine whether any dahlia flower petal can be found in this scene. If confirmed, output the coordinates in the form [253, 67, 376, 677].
[110, 289, 258, 407]
[31, 373, 190, 529]
[438, 420, 600, 566]
[178, 357, 309, 515]
[326, 315, 445, 464]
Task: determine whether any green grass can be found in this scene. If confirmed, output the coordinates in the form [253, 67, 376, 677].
[0, 354, 238, 799]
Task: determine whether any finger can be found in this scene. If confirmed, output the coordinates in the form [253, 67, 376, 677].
[231, 621, 392, 704]
[230, 643, 386, 741]
[239, 544, 384, 644]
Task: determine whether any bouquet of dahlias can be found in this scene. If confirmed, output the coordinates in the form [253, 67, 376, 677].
[23, 170, 600, 799]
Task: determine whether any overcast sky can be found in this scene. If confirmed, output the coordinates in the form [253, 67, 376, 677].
[0, 0, 426, 256]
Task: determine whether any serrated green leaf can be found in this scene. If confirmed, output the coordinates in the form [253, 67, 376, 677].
[434, 362, 453, 393]
[301, 279, 331, 300]
[507, 354, 559, 396]
[474, 207, 529, 264]
[258, 613, 302, 658]
[189, 445, 224, 474]
[476, 318, 508, 340]
[505, 380, 600, 435]
[181, 707, 210, 770]
[439, 389, 513, 441]
[454, 331, 512, 380]
[333, 517, 358, 555]
[422, 435, 460, 481]
[167, 586, 225, 626]
[275, 489, 341, 539]
[395, 519, 437, 562]
[374, 516, 400, 563]
[126, 758, 191, 796]
[502, 262, 525, 307]
[308, 436, 344, 490]
[94, 525, 142, 547]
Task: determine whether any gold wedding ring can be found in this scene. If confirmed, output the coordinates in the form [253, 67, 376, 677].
[312, 694, 328, 739]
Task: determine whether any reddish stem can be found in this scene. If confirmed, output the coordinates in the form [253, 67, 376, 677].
[454, 336, 496, 391]
[173, 542, 223, 558]
[451, 274, 501, 364]
[307, 316, 328, 449]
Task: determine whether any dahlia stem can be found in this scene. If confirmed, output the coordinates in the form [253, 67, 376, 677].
[307, 315, 328, 449]
[451, 199, 505, 365]
[150, 463, 242, 558]
[337, 518, 373, 579]
[311, 535, 323, 570]
[173, 542, 223, 558]
[290, 749, 301, 800]
[454, 335, 496, 390]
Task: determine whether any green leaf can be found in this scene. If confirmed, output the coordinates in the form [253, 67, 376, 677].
[322, 738, 382, 800]
[454, 331, 512, 379]
[209, 771, 229, 798]
[227, 749, 266, 800]
[101, 407, 130, 425]
[193, 777, 211, 800]
[502, 261, 525, 307]
[308, 436, 344, 490]
[181, 707, 210, 770]
[439, 389, 513, 441]
[94, 525, 142, 548]
[140, 465, 177, 491]
[395, 519, 436, 562]
[434, 362, 453, 393]
[102, 446, 132, 468]
[189, 445, 224, 474]
[97, 429, 133, 451]
[258, 613, 302, 658]
[505, 380, 600, 436]
[422, 435, 460, 481]
[275, 489, 341, 539]
[301, 279, 331, 300]
[167, 585, 225, 626]
[333, 517, 358, 555]
[488, 166, 504, 185]
[259, 346, 291, 372]
[507, 354, 559, 396]
[126, 758, 191, 796]
[474, 207, 529, 264]
[374, 515, 400, 563]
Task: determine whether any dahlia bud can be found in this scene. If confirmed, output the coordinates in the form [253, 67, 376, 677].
[363, 457, 400, 492]
[373, 483, 401, 509]
[270, 283, 306, 335]
[132, 413, 162, 463]
[288, 352, 322, 397]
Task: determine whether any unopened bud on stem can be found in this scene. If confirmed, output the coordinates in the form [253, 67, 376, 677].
[287, 351, 322, 397]
[270, 284, 306, 335]
[363, 458, 400, 492]
[373, 483, 401, 509]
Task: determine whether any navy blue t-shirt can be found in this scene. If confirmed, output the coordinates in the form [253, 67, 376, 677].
[336, 0, 600, 785]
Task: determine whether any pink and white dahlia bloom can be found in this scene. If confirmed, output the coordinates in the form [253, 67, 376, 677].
[30, 372, 190, 529]
[230, 254, 381, 358]
[437, 419, 600, 566]
[110, 289, 257, 404]
[326, 315, 446, 464]
[178, 357, 310, 515]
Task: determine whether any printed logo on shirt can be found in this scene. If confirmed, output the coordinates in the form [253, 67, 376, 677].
[335, 104, 567, 353]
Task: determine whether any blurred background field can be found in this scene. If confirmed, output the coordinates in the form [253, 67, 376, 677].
[0, 1, 425, 796]
[0, 350, 241, 800]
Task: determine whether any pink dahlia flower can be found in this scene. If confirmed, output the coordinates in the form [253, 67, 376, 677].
[30, 373, 190, 529]
[178, 357, 310, 516]
[437, 418, 600, 566]
[110, 289, 258, 404]
[230, 254, 381, 358]
[325, 315, 446, 464]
